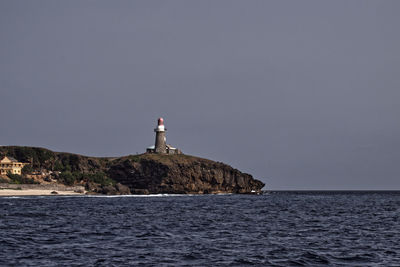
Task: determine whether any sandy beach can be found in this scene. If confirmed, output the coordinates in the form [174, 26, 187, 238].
[0, 189, 85, 196]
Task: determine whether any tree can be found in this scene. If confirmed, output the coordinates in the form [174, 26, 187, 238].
[22, 164, 33, 175]
[59, 171, 76, 186]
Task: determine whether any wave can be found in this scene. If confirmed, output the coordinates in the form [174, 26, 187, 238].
[1, 193, 234, 199]
[87, 194, 206, 198]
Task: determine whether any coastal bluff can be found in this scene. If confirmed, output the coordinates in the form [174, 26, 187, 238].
[0, 146, 265, 195]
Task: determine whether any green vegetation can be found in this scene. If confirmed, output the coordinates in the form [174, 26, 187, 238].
[58, 172, 76, 186]
[6, 172, 39, 184]
[58, 171, 115, 186]
[21, 165, 33, 175]
[140, 153, 204, 166]
[85, 172, 115, 186]
[129, 155, 141, 162]
[1, 146, 118, 187]
[53, 161, 63, 171]
[0, 146, 55, 169]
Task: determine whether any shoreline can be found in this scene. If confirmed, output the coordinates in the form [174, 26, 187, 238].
[0, 189, 86, 196]
[0, 183, 86, 196]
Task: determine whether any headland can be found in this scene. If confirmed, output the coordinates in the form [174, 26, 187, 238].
[0, 146, 264, 196]
[0, 118, 265, 196]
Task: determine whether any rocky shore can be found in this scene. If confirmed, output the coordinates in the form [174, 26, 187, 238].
[109, 154, 264, 194]
[0, 146, 265, 195]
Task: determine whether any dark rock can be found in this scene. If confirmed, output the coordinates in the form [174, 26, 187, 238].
[51, 191, 58, 195]
[86, 182, 101, 192]
[131, 189, 150, 195]
[115, 183, 131, 195]
[51, 172, 60, 179]
[101, 185, 118, 195]
[74, 189, 85, 193]
[108, 154, 265, 194]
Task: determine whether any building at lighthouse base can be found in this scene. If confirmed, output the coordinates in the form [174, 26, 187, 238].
[146, 145, 182, 155]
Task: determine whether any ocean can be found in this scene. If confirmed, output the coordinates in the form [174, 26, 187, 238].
[1, 192, 399, 266]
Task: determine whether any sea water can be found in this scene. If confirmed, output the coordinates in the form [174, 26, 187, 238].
[1, 192, 399, 266]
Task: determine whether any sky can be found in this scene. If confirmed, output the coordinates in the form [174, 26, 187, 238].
[1, 1, 399, 190]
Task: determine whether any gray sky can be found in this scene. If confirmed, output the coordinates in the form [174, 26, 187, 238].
[1, 1, 399, 190]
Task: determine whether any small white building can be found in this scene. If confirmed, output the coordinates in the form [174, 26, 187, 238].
[146, 144, 181, 155]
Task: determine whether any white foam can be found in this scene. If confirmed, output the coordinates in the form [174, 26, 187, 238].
[86, 194, 200, 198]
[1, 193, 234, 199]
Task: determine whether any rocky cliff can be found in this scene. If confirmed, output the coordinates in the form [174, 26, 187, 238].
[0, 146, 265, 194]
[108, 154, 264, 194]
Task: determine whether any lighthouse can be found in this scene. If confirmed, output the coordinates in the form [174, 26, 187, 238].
[154, 117, 167, 153]
[146, 118, 182, 155]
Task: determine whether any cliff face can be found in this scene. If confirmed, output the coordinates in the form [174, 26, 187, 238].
[0, 146, 265, 194]
[108, 154, 264, 194]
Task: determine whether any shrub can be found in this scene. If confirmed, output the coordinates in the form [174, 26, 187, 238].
[22, 165, 33, 175]
[11, 147, 55, 169]
[6, 172, 39, 184]
[57, 170, 115, 186]
[53, 161, 63, 171]
[84, 172, 115, 186]
[59, 171, 77, 186]
[129, 155, 141, 162]
[63, 165, 72, 172]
